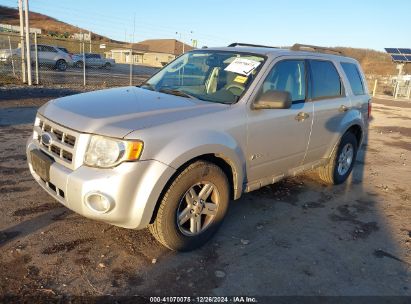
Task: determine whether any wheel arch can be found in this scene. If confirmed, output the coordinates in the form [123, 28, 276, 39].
[345, 124, 363, 146]
[328, 123, 363, 161]
[149, 153, 241, 224]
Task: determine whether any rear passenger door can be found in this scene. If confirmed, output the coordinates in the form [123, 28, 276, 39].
[303, 59, 352, 163]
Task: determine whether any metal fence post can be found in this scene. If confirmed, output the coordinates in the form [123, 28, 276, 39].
[129, 49, 133, 86]
[8, 36, 16, 77]
[394, 82, 399, 99]
[18, 0, 26, 83]
[83, 40, 86, 87]
[24, 0, 32, 85]
[34, 32, 39, 84]
[372, 79, 377, 97]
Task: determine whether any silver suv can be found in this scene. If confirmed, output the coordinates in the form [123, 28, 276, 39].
[0, 44, 72, 71]
[26, 43, 371, 251]
[72, 53, 115, 69]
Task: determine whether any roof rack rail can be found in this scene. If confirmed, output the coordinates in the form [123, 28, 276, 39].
[291, 43, 342, 55]
[228, 42, 278, 49]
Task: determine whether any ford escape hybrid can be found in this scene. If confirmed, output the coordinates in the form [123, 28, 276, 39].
[27, 43, 371, 251]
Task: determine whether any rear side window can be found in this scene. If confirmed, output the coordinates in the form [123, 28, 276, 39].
[43, 46, 57, 53]
[341, 62, 365, 95]
[309, 60, 343, 100]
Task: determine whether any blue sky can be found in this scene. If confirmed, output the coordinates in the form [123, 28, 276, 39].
[1, 0, 410, 51]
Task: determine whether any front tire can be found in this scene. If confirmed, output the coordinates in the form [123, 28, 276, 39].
[56, 59, 67, 71]
[318, 132, 358, 185]
[149, 161, 230, 251]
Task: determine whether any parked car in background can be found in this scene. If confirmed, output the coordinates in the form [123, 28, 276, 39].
[72, 53, 115, 69]
[0, 47, 19, 62]
[0, 44, 72, 71]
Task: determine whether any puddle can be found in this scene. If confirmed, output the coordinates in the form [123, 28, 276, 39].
[0, 230, 21, 244]
[0, 107, 38, 126]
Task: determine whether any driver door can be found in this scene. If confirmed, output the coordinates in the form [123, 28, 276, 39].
[246, 58, 313, 184]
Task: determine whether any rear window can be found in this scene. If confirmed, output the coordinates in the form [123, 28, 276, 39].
[341, 62, 365, 95]
[309, 60, 343, 99]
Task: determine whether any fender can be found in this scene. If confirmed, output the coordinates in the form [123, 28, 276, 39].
[150, 129, 246, 199]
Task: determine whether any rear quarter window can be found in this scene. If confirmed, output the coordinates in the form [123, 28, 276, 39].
[309, 60, 343, 100]
[341, 62, 365, 95]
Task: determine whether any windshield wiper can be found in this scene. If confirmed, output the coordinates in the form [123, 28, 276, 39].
[139, 83, 156, 91]
[158, 88, 197, 99]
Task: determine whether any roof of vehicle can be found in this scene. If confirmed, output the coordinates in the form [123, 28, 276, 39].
[192, 43, 358, 63]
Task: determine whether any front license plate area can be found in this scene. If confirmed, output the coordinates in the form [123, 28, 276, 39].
[30, 149, 54, 182]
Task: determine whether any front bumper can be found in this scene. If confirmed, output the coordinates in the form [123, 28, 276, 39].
[26, 138, 176, 229]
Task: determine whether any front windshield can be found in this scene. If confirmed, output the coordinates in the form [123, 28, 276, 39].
[142, 51, 266, 104]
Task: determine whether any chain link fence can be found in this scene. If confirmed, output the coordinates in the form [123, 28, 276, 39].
[1, 31, 410, 99]
[0, 32, 160, 88]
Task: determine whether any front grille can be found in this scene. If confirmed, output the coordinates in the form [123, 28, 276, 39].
[33, 116, 79, 168]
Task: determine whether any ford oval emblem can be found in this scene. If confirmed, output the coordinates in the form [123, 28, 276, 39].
[41, 132, 53, 146]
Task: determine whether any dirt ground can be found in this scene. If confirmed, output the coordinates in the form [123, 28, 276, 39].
[0, 88, 410, 302]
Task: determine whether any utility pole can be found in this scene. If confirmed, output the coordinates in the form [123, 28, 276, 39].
[176, 32, 184, 54]
[176, 31, 193, 54]
[132, 13, 136, 43]
[24, 0, 32, 85]
[18, 0, 26, 83]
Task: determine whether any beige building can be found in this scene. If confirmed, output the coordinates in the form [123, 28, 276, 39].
[105, 39, 193, 67]
[106, 49, 145, 64]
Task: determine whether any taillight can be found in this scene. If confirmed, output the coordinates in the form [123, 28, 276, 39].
[367, 99, 372, 119]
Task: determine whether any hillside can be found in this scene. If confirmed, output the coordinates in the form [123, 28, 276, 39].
[336, 47, 407, 76]
[0, 5, 118, 42]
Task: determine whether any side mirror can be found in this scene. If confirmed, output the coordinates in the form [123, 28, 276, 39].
[253, 90, 292, 110]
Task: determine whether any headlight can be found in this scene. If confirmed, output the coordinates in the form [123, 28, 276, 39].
[84, 135, 143, 168]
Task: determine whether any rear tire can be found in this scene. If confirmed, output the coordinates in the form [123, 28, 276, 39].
[149, 161, 229, 251]
[318, 132, 358, 185]
[75, 61, 83, 69]
[104, 62, 111, 69]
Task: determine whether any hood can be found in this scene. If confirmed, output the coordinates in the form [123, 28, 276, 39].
[38, 87, 227, 138]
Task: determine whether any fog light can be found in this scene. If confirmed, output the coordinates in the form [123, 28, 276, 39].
[84, 192, 114, 214]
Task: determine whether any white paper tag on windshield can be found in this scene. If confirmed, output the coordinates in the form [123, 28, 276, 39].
[224, 58, 261, 76]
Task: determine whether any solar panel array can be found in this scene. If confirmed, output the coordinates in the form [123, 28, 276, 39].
[385, 48, 411, 62]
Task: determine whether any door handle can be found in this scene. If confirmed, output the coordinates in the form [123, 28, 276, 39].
[339, 105, 350, 112]
[295, 112, 309, 122]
